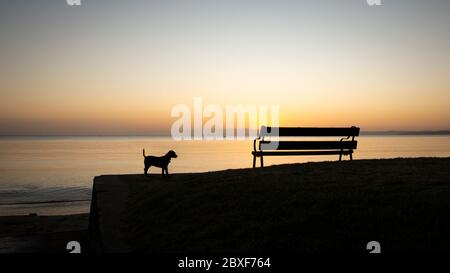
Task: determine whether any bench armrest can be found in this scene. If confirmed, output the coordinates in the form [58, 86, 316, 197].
[253, 137, 261, 152]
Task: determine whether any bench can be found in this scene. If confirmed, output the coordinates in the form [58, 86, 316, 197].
[252, 126, 360, 168]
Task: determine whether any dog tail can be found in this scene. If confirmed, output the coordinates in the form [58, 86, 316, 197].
[143, 149, 146, 157]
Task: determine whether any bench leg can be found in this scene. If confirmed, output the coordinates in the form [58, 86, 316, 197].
[350, 153, 353, 160]
[253, 155, 256, 168]
[339, 153, 342, 161]
[260, 155, 264, 167]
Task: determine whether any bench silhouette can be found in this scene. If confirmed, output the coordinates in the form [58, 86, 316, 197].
[252, 126, 360, 168]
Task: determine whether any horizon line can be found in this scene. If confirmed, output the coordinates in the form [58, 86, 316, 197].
[1, 130, 450, 137]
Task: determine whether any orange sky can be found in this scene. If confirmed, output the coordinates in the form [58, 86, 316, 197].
[1, 1, 449, 135]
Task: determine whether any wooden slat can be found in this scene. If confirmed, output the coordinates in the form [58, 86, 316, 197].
[259, 126, 360, 137]
[252, 150, 353, 156]
[260, 141, 357, 150]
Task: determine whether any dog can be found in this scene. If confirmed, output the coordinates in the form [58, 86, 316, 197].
[143, 149, 178, 177]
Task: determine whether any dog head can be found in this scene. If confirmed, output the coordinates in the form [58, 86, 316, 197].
[166, 150, 178, 158]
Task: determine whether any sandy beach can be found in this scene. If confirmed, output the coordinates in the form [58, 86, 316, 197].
[0, 214, 89, 253]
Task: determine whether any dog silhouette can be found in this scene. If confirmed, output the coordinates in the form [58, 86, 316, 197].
[143, 149, 178, 177]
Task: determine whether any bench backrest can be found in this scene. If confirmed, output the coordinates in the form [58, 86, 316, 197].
[258, 126, 360, 151]
[259, 126, 360, 137]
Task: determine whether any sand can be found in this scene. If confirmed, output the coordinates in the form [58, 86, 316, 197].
[0, 214, 89, 253]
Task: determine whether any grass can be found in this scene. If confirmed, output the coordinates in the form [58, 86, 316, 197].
[125, 158, 450, 253]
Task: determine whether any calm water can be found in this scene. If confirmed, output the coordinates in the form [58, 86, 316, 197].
[0, 136, 449, 216]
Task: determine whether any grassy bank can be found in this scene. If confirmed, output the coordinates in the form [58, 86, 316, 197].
[126, 158, 450, 253]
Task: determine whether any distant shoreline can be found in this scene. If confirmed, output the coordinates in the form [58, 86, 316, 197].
[1, 130, 450, 138]
[360, 130, 450, 136]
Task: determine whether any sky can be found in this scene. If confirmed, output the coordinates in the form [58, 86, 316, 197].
[0, 0, 449, 135]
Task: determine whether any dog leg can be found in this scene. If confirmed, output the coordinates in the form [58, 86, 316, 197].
[162, 167, 169, 177]
[144, 165, 150, 175]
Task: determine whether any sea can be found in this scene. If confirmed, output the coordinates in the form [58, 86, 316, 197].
[1, 135, 449, 216]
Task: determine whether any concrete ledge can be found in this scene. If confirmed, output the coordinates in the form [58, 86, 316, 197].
[88, 158, 450, 253]
[89, 175, 131, 253]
